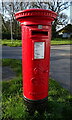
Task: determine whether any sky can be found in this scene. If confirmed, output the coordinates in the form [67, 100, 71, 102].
[57, 6, 70, 31]
[63, 5, 70, 23]
[62, 2, 72, 24]
[64, 6, 70, 17]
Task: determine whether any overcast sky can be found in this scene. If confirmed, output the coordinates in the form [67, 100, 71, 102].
[63, 6, 70, 17]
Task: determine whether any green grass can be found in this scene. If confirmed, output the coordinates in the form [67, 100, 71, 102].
[1, 38, 72, 47]
[1, 59, 72, 120]
[1, 39, 22, 47]
[51, 38, 72, 45]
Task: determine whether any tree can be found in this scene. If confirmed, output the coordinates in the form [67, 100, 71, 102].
[1, 0, 70, 39]
[1, 1, 30, 40]
[28, 0, 70, 38]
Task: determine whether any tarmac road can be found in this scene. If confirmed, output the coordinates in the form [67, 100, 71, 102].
[1, 45, 72, 93]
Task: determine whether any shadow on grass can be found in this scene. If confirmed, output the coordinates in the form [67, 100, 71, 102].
[23, 98, 72, 120]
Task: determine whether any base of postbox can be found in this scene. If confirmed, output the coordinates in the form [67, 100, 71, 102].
[24, 96, 48, 114]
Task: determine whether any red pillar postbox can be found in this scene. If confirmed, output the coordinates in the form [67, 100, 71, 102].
[15, 9, 57, 108]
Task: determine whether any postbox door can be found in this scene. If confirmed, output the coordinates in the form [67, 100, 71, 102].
[22, 26, 51, 100]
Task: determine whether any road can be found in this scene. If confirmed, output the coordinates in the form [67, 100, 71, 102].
[1, 45, 72, 93]
[50, 45, 71, 93]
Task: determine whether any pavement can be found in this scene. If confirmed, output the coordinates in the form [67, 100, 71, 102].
[1, 45, 72, 93]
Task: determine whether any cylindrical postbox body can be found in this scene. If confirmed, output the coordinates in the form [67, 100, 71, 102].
[15, 9, 57, 104]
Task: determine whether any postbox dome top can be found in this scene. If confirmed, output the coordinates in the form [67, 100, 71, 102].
[15, 9, 57, 25]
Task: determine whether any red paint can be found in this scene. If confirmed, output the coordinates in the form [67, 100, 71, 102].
[15, 9, 57, 101]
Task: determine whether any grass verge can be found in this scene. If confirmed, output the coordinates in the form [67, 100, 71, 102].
[2, 40, 22, 47]
[51, 38, 72, 45]
[1, 59, 72, 120]
[1, 38, 72, 47]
